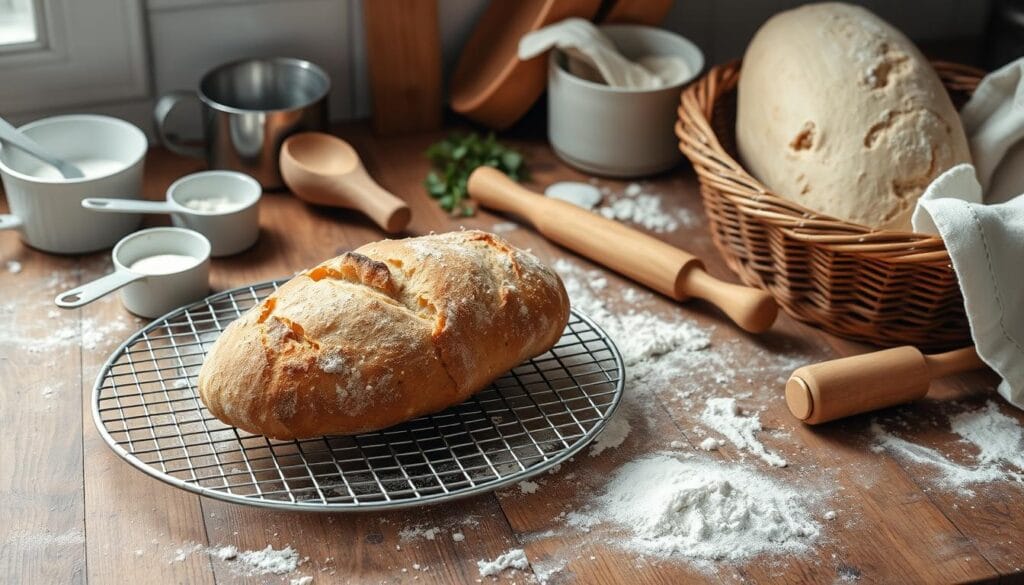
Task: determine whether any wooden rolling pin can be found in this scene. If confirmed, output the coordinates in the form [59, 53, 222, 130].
[467, 167, 778, 333]
[786, 346, 986, 424]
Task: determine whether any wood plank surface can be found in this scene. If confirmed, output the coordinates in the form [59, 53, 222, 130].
[1, 122, 1023, 585]
[362, 0, 443, 135]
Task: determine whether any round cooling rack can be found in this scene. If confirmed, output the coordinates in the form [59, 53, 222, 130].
[92, 279, 625, 511]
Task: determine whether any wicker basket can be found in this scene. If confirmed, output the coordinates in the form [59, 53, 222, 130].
[675, 61, 985, 350]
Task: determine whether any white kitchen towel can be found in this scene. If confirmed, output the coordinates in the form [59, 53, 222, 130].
[914, 165, 1024, 409]
[911, 57, 1024, 411]
[959, 58, 1024, 203]
[518, 18, 670, 89]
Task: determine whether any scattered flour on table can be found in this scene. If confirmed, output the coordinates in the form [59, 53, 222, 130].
[950, 401, 1024, 470]
[567, 454, 819, 561]
[700, 397, 787, 467]
[237, 545, 300, 575]
[6, 260, 22, 274]
[871, 401, 1024, 494]
[590, 410, 632, 456]
[399, 525, 440, 541]
[552, 256, 810, 410]
[542, 180, 695, 232]
[490, 221, 519, 234]
[518, 480, 540, 494]
[477, 548, 529, 577]
[175, 544, 303, 576]
[552, 258, 710, 388]
[698, 437, 724, 451]
[545, 181, 602, 209]
[291, 577, 314, 585]
[596, 182, 696, 233]
[7, 315, 134, 353]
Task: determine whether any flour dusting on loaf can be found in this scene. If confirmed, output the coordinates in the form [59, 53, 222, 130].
[198, 231, 570, 439]
[736, 2, 971, 230]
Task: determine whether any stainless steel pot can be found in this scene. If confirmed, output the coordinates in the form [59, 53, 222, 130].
[154, 57, 330, 189]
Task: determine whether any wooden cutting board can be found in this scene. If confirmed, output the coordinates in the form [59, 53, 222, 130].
[362, 0, 443, 135]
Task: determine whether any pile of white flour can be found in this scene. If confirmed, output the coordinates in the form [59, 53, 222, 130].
[568, 454, 819, 561]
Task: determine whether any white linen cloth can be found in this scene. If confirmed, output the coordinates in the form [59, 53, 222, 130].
[912, 58, 1024, 410]
[518, 18, 687, 89]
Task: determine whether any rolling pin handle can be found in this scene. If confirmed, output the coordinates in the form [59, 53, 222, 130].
[683, 267, 778, 334]
[923, 347, 985, 379]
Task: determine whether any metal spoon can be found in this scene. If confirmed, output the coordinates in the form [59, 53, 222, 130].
[280, 132, 411, 233]
[0, 116, 85, 179]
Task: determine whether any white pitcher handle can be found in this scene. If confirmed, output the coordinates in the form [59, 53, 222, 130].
[55, 270, 143, 309]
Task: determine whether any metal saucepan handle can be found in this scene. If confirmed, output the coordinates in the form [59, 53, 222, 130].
[153, 90, 205, 159]
[0, 214, 24, 231]
[82, 198, 176, 215]
[55, 270, 144, 309]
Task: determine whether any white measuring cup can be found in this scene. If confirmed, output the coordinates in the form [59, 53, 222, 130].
[82, 170, 261, 257]
[55, 227, 211, 318]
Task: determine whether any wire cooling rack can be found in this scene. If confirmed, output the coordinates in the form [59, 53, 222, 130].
[92, 279, 624, 511]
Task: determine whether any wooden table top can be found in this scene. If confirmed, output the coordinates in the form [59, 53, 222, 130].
[2, 123, 1021, 585]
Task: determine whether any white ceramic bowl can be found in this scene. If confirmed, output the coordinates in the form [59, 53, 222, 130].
[0, 115, 148, 253]
[547, 25, 704, 177]
[82, 170, 262, 257]
[55, 227, 211, 318]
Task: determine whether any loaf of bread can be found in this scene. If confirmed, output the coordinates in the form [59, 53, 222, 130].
[736, 2, 971, 231]
[198, 231, 570, 439]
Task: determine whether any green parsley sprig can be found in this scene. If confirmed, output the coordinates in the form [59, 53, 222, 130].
[424, 132, 527, 217]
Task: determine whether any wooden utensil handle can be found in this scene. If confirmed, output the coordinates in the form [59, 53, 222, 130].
[924, 347, 985, 378]
[470, 166, 694, 298]
[467, 167, 778, 333]
[336, 170, 411, 234]
[786, 345, 985, 425]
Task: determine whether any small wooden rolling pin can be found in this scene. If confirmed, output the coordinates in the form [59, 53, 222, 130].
[467, 167, 778, 333]
[786, 346, 986, 424]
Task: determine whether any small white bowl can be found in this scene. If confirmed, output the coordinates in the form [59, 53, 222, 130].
[54, 227, 211, 318]
[0, 115, 148, 253]
[547, 25, 704, 177]
[82, 170, 262, 257]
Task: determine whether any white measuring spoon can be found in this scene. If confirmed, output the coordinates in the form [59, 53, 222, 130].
[0, 115, 85, 179]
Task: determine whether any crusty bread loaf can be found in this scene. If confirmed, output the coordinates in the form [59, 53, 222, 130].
[736, 2, 971, 230]
[198, 230, 570, 439]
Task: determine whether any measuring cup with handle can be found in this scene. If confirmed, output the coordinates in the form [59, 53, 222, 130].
[82, 170, 262, 257]
[55, 228, 211, 318]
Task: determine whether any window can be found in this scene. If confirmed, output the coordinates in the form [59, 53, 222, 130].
[0, 0, 148, 115]
[0, 0, 40, 48]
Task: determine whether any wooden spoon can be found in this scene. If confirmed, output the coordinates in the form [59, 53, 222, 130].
[467, 167, 778, 333]
[280, 132, 411, 233]
[786, 346, 986, 424]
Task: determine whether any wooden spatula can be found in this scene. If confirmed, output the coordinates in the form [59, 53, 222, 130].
[786, 346, 986, 424]
[467, 167, 778, 333]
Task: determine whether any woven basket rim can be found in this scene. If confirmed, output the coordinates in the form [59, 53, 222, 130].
[676, 59, 986, 264]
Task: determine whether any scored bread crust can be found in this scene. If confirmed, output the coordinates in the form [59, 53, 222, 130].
[197, 230, 570, 439]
